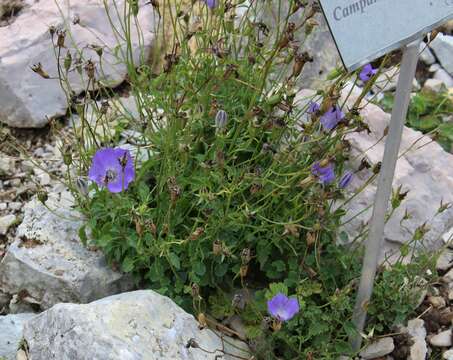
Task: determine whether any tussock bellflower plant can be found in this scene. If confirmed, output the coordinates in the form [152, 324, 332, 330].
[320, 106, 345, 131]
[359, 63, 377, 82]
[88, 148, 135, 193]
[267, 293, 300, 322]
[312, 161, 335, 185]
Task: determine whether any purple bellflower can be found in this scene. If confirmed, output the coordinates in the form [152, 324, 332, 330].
[204, 0, 217, 9]
[267, 293, 300, 322]
[88, 148, 135, 193]
[307, 101, 320, 114]
[339, 170, 353, 188]
[311, 161, 335, 185]
[359, 63, 377, 82]
[320, 106, 345, 131]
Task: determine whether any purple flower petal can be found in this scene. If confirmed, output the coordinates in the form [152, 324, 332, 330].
[320, 106, 344, 131]
[267, 293, 300, 322]
[311, 162, 335, 185]
[359, 63, 377, 82]
[307, 101, 320, 114]
[339, 170, 353, 188]
[204, 0, 217, 9]
[88, 148, 135, 193]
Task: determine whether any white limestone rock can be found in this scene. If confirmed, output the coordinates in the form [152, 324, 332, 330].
[419, 42, 436, 65]
[359, 337, 394, 359]
[0, 194, 134, 309]
[430, 34, 453, 76]
[0, 214, 16, 235]
[338, 84, 453, 251]
[429, 329, 453, 347]
[23, 290, 251, 360]
[0, 313, 35, 360]
[0, 0, 156, 128]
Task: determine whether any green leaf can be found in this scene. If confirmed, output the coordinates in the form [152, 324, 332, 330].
[214, 262, 228, 277]
[78, 225, 88, 246]
[193, 261, 207, 276]
[168, 252, 181, 270]
[408, 115, 441, 132]
[438, 123, 453, 141]
[122, 256, 135, 273]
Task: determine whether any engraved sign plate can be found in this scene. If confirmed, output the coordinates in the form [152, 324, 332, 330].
[319, 0, 453, 71]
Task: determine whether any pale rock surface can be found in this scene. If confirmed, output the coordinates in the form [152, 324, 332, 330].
[429, 329, 453, 347]
[406, 318, 427, 360]
[437, 248, 453, 271]
[443, 349, 453, 360]
[256, 3, 341, 89]
[359, 337, 394, 359]
[0, 0, 156, 128]
[23, 290, 250, 360]
[372, 67, 420, 93]
[0, 194, 134, 309]
[0, 214, 16, 235]
[419, 42, 436, 65]
[0, 154, 16, 176]
[0, 313, 35, 360]
[424, 78, 445, 93]
[430, 34, 453, 76]
[339, 84, 453, 251]
[295, 86, 453, 252]
[434, 69, 453, 88]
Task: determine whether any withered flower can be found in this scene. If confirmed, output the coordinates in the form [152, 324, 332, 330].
[31, 63, 50, 79]
[84, 59, 96, 79]
[56, 29, 66, 48]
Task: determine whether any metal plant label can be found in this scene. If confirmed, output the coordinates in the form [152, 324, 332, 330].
[318, 0, 453, 71]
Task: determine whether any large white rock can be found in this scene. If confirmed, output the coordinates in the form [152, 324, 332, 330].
[340, 85, 453, 251]
[359, 337, 394, 359]
[0, 0, 156, 128]
[405, 319, 427, 360]
[296, 86, 453, 252]
[419, 42, 436, 65]
[0, 313, 35, 360]
[430, 34, 453, 76]
[0, 194, 134, 309]
[23, 290, 250, 360]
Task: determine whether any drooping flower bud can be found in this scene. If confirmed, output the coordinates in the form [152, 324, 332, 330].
[215, 109, 228, 132]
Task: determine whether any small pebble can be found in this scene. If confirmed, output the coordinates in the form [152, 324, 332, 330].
[0, 214, 16, 235]
[443, 349, 453, 360]
[429, 329, 453, 347]
[428, 295, 446, 308]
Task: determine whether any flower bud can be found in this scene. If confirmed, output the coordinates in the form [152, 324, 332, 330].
[213, 240, 222, 255]
[215, 109, 228, 132]
[37, 191, 48, 204]
[64, 51, 72, 72]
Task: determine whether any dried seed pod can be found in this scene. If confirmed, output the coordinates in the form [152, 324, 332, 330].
[191, 283, 200, 298]
[84, 60, 96, 79]
[30, 63, 50, 79]
[213, 240, 222, 255]
[241, 248, 252, 265]
[197, 313, 207, 329]
[239, 264, 248, 278]
[190, 227, 204, 241]
[56, 29, 66, 48]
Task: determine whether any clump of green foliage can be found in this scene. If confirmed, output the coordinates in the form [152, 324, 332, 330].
[51, 1, 436, 358]
[380, 88, 453, 152]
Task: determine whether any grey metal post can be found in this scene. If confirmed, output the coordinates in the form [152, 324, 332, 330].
[350, 38, 422, 351]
